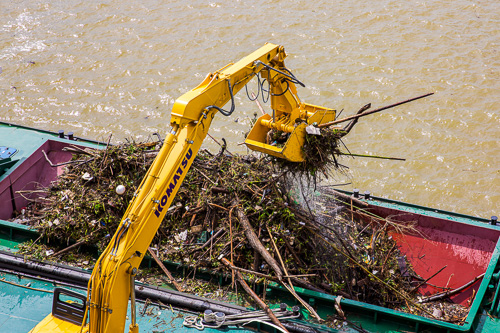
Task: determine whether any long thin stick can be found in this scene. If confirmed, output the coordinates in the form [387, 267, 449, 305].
[207, 133, 234, 156]
[232, 198, 283, 280]
[51, 239, 87, 257]
[51, 230, 98, 257]
[267, 225, 322, 322]
[221, 258, 289, 333]
[342, 103, 371, 135]
[191, 166, 217, 185]
[339, 153, 406, 161]
[42, 150, 88, 167]
[320, 188, 369, 208]
[148, 247, 183, 292]
[251, 92, 266, 115]
[410, 265, 447, 293]
[419, 273, 485, 303]
[188, 228, 225, 254]
[318, 93, 434, 128]
[98, 134, 113, 171]
[227, 263, 274, 280]
[229, 207, 235, 288]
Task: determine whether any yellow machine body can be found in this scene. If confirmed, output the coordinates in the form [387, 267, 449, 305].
[30, 43, 336, 333]
[29, 315, 82, 333]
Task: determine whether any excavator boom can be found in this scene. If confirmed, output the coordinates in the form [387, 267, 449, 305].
[30, 43, 336, 333]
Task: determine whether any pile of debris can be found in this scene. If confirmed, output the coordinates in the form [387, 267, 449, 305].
[271, 126, 349, 180]
[17, 136, 419, 312]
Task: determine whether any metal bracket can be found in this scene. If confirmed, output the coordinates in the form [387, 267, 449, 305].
[0, 146, 17, 159]
[52, 288, 87, 326]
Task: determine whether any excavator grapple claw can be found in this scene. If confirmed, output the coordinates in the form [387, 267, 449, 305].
[245, 104, 336, 162]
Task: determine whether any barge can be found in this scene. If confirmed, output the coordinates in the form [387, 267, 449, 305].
[0, 121, 499, 332]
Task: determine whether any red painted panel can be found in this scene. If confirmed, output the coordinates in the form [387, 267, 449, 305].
[0, 140, 89, 220]
[364, 205, 500, 307]
[392, 226, 495, 306]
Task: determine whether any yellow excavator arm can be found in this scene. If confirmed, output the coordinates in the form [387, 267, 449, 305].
[30, 43, 336, 333]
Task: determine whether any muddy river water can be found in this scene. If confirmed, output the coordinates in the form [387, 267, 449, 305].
[0, 0, 498, 218]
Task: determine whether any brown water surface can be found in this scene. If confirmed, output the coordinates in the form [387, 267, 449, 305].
[0, 0, 498, 218]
